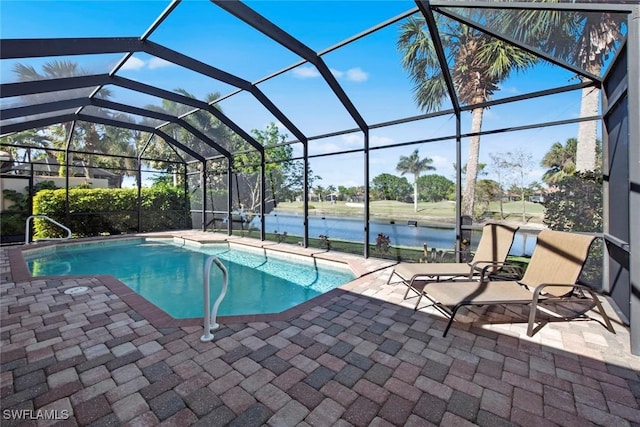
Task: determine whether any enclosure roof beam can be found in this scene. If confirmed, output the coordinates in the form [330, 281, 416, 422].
[142, 40, 250, 90]
[109, 76, 262, 153]
[435, 7, 602, 83]
[1, 97, 88, 120]
[0, 111, 204, 163]
[0, 37, 305, 146]
[0, 74, 111, 98]
[0, 74, 262, 154]
[91, 98, 231, 158]
[416, 0, 460, 113]
[430, 0, 635, 13]
[74, 113, 205, 162]
[142, 40, 307, 144]
[211, 0, 369, 133]
[1, 113, 78, 136]
[0, 37, 142, 59]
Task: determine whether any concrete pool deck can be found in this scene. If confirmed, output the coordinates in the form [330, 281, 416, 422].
[1, 231, 639, 426]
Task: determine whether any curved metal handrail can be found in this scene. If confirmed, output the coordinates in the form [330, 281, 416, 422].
[25, 215, 72, 244]
[200, 256, 228, 342]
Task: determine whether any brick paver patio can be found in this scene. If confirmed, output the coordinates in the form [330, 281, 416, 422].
[1, 232, 639, 426]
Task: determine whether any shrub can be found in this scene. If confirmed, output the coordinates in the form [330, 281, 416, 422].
[542, 171, 602, 286]
[542, 171, 602, 232]
[32, 187, 190, 238]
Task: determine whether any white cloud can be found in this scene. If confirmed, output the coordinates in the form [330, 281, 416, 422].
[345, 67, 368, 82]
[498, 84, 520, 95]
[119, 55, 175, 71]
[370, 135, 395, 145]
[292, 66, 321, 79]
[430, 155, 449, 169]
[294, 66, 368, 83]
[148, 57, 174, 70]
[121, 56, 145, 71]
[331, 67, 368, 83]
[312, 141, 343, 154]
[341, 134, 362, 146]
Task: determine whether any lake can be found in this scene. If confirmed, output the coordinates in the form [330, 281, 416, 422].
[250, 212, 535, 256]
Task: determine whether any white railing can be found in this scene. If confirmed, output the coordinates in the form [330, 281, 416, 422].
[25, 215, 72, 244]
[200, 256, 228, 342]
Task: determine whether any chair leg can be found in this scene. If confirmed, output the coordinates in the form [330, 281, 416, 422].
[414, 291, 423, 310]
[442, 304, 463, 337]
[585, 289, 616, 334]
[403, 281, 413, 299]
[386, 270, 395, 285]
[527, 289, 544, 337]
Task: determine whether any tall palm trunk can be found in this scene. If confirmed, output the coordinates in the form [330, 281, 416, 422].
[575, 73, 600, 171]
[413, 179, 418, 212]
[462, 105, 484, 217]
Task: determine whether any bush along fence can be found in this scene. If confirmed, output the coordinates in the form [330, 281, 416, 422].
[32, 187, 191, 239]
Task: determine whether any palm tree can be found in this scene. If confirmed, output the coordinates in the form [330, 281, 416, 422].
[500, 4, 623, 172]
[541, 137, 602, 186]
[396, 149, 435, 212]
[398, 13, 538, 218]
[1, 129, 51, 163]
[13, 60, 113, 177]
[540, 138, 577, 185]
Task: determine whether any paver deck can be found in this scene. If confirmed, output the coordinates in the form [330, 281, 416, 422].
[1, 231, 639, 426]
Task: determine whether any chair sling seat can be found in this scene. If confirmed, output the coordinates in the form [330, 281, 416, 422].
[414, 229, 616, 337]
[387, 223, 519, 303]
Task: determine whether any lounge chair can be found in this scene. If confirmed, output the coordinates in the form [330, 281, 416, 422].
[417, 229, 616, 337]
[387, 223, 520, 308]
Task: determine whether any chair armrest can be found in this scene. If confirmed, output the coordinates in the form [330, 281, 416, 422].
[477, 261, 524, 281]
[532, 282, 593, 298]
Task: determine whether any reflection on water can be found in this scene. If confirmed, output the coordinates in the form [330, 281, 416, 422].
[252, 213, 535, 256]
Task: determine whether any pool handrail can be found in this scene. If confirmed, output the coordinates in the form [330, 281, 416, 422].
[201, 255, 228, 342]
[25, 215, 72, 244]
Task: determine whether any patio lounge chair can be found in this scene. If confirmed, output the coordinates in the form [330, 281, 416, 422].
[387, 223, 520, 308]
[418, 229, 616, 337]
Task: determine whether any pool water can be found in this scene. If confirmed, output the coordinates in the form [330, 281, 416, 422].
[25, 239, 355, 318]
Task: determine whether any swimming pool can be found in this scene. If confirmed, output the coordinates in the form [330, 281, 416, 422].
[24, 238, 355, 319]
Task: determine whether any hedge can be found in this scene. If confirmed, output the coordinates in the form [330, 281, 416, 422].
[32, 187, 191, 239]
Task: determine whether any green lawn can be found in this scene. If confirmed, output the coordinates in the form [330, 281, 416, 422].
[274, 199, 545, 225]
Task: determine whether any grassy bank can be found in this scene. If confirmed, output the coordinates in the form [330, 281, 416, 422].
[274, 199, 545, 225]
[218, 229, 531, 268]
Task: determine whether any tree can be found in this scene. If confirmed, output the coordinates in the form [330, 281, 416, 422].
[326, 185, 337, 202]
[398, 13, 538, 217]
[338, 185, 362, 202]
[416, 174, 454, 202]
[501, 5, 623, 171]
[488, 153, 510, 219]
[282, 160, 319, 202]
[540, 138, 577, 185]
[543, 172, 602, 233]
[371, 173, 412, 201]
[12, 60, 115, 178]
[395, 149, 435, 212]
[145, 90, 228, 180]
[502, 149, 534, 223]
[0, 129, 51, 163]
[314, 185, 326, 202]
[541, 137, 601, 185]
[99, 114, 140, 187]
[233, 123, 297, 213]
[475, 179, 503, 216]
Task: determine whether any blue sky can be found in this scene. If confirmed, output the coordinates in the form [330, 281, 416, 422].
[1, 0, 598, 188]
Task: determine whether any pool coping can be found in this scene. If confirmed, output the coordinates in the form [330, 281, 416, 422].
[8, 232, 396, 329]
